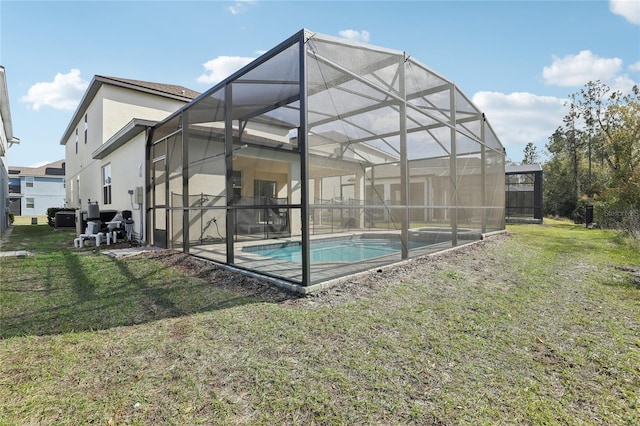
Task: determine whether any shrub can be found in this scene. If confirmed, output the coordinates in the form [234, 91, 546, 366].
[8, 212, 14, 224]
[46, 207, 66, 227]
[593, 202, 640, 240]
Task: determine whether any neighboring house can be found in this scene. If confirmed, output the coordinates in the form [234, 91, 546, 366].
[1, 65, 20, 234]
[8, 160, 66, 216]
[59, 75, 199, 240]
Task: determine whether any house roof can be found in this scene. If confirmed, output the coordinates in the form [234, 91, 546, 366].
[9, 159, 65, 177]
[59, 75, 199, 146]
[97, 75, 201, 100]
[506, 164, 543, 174]
[0, 65, 20, 149]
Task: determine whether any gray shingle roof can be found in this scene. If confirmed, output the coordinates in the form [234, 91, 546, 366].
[96, 75, 200, 100]
[9, 159, 65, 177]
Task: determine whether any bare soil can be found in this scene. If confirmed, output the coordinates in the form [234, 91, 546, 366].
[142, 234, 511, 307]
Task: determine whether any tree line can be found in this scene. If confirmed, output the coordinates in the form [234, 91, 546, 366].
[527, 81, 639, 229]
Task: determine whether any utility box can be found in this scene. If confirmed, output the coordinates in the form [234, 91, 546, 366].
[54, 211, 76, 229]
[135, 187, 143, 204]
[585, 205, 594, 228]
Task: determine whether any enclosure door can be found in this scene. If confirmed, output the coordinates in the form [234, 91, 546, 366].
[152, 157, 167, 248]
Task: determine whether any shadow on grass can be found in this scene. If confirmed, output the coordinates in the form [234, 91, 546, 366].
[0, 244, 275, 339]
[62, 250, 96, 302]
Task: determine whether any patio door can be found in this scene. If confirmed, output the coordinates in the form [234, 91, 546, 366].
[254, 179, 276, 222]
[152, 157, 167, 248]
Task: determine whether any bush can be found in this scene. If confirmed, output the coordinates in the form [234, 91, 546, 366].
[8, 212, 14, 224]
[46, 207, 66, 227]
[593, 202, 640, 239]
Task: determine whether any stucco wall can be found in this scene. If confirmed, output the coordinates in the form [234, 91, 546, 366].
[63, 82, 188, 232]
[100, 131, 147, 241]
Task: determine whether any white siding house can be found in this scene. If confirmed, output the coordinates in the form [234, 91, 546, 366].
[59, 76, 199, 241]
[8, 160, 66, 216]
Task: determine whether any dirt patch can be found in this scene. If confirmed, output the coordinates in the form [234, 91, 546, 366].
[142, 234, 510, 307]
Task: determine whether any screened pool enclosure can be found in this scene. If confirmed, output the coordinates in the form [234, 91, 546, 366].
[148, 29, 505, 292]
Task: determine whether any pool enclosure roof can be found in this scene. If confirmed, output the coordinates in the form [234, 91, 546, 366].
[148, 29, 505, 291]
[157, 29, 504, 160]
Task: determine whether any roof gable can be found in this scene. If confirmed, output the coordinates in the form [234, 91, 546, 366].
[59, 75, 199, 145]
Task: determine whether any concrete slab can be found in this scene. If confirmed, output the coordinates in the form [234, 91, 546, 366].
[102, 246, 162, 258]
[0, 250, 31, 258]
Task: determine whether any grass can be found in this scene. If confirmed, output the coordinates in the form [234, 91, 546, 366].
[1, 220, 639, 424]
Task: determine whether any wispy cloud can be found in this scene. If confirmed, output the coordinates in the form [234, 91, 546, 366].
[542, 50, 624, 87]
[227, 0, 257, 15]
[338, 29, 371, 43]
[197, 56, 255, 84]
[609, 0, 640, 24]
[20, 69, 88, 111]
[629, 60, 640, 72]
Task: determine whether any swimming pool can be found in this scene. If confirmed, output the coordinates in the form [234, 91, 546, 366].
[244, 238, 427, 263]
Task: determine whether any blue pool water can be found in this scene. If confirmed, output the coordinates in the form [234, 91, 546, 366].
[246, 238, 425, 263]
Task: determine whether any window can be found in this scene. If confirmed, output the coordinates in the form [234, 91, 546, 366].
[9, 177, 20, 193]
[25, 176, 34, 188]
[102, 164, 112, 205]
[26, 198, 35, 209]
[232, 170, 242, 200]
[84, 114, 88, 144]
[75, 128, 78, 154]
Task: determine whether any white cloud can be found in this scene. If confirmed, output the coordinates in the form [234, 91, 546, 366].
[227, 0, 257, 15]
[629, 60, 640, 72]
[197, 55, 255, 84]
[542, 50, 623, 87]
[473, 91, 568, 161]
[608, 74, 639, 94]
[20, 69, 88, 111]
[610, 0, 640, 24]
[338, 29, 371, 43]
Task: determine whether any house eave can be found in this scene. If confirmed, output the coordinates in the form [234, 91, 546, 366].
[92, 118, 156, 160]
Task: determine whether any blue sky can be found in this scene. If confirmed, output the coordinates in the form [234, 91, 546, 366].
[2, 0, 639, 167]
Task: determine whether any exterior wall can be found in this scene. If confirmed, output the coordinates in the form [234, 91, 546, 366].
[101, 86, 185, 142]
[64, 89, 103, 210]
[64, 84, 187, 215]
[15, 176, 65, 216]
[0, 161, 7, 231]
[100, 131, 147, 241]
[0, 72, 10, 233]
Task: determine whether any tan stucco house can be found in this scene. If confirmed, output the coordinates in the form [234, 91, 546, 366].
[59, 76, 199, 240]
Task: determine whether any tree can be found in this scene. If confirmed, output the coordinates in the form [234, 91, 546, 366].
[522, 142, 540, 164]
[543, 81, 640, 222]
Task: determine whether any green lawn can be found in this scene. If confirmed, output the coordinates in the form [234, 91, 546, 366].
[1, 221, 639, 424]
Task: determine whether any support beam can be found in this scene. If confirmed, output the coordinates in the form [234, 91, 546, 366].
[400, 54, 409, 259]
[449, 84, 458, 247]
[225, 84, 235, 264]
